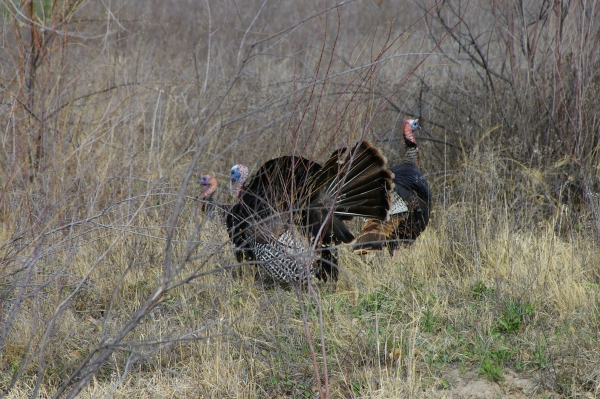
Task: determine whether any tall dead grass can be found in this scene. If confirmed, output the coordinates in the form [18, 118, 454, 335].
[1, 0, 599, 398]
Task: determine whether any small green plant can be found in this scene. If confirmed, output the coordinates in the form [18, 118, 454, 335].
[267, 374, 312, 397]
[10, 359, 21, 374]
[480, 356, 504, 382]
[515, 361, 525, 371]
[332, 296, 351, 312]
[434, 351, 453, 364]
[438, 378, 450, 389]
[494, 301, 535, 334]
[420, 309, 437, 333]
[472, 281, 488, 297]
[351, 380, 365, 396]
[358, 291, 383, 314]
[472, 281, 495, 298]
[352, 288, 397, 317]
[491, 347, 513, 362]
[533, 334, 549, 369]
[474, 338, 515, 382]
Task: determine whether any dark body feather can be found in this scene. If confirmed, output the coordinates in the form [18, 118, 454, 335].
[231, 141, 394, 283]
[199, 176, 256, 265]
[226, 205, 256, 264]
[354, 120, 431, 255]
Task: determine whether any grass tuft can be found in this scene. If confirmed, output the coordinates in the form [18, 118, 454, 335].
[1, 0, 599, 398]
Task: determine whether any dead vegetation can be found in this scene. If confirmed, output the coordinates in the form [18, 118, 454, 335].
[1, 0, 599, 398]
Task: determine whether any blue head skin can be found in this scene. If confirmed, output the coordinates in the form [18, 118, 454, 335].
[411, 120, 419, 131]
[229, 164, 249, 197]
[199, 175, 211, 186]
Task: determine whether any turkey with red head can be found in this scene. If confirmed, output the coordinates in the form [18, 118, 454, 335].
[199, 174, 255, 264]
[199, 175, 219, 214]
[354, 119, 431, 256]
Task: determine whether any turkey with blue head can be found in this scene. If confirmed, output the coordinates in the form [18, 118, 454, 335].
[354, 119, 431, 256]
[229, 140, 394, 284]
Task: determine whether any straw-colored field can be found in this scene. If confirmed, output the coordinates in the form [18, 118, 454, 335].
[2, 1, 599, 397]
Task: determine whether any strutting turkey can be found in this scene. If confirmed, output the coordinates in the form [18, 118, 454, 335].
[354, 119, 431, 256]
[229, 140, 394, 284]
[199, 174, 256, 264]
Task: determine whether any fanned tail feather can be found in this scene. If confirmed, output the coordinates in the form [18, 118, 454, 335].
[354, 219, 392, 253]
[354, 212, 414, 254]
[311, 140, 394, 222]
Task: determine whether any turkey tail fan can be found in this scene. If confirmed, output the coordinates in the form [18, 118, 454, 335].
[353, 119, 431, 256]
[242, 156, 321, 218]
[310, 140, 394, 223]
[353, 232, 386, 253]
[352, 219, 387, 254]
[228, 141, 394, 284]
[354, 213, 409, 254]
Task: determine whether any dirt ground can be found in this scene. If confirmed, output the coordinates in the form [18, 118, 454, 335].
[445, 368, 537, 399]
[429, 366, 595, 399]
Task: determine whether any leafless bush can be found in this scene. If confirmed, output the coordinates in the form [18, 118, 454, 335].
[415, 0, 600, 237]
[1, 0, 599, 397]
[0, 0, 440, 397]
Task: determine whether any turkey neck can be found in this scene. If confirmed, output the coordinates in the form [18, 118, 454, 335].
[201, 191, 213, 213]
[403, 139, 419, 166]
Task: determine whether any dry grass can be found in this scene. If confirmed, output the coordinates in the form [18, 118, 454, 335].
[1, 0, 600, 398]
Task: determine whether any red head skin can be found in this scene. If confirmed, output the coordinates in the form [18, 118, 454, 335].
[402, 119, 420, 166]
[200, 175, 218, 199]
[403, 119, 419, 147]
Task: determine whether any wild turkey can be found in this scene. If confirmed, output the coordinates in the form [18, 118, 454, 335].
[354, 119, 431, 256]
[199, 175, 255, 264]
[199, 175, 219, 214]
[229, 140, 394, 283]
